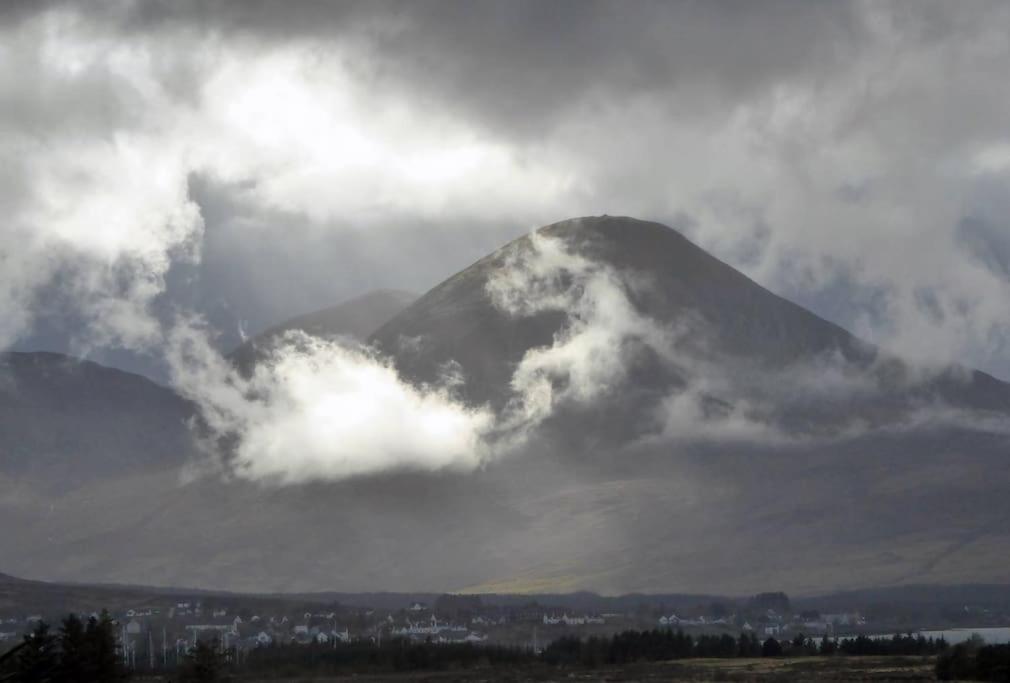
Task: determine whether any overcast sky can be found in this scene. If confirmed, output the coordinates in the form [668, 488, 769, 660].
[4, 0, 1010, 382]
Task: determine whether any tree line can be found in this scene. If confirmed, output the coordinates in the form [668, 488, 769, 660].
[541, 629, 948, 667]
[1, 612, 126, 683]
[936, 641, 1010, 682]
[0, 614, 239, 683]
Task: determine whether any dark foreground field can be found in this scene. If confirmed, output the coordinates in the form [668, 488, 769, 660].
[132, 656, 937, 682]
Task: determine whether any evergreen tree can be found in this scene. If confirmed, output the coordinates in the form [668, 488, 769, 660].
[14, 621, 58, 683]
[58, 613, 88, 682]
[179, 638, 229, 682]
[84, 610, 127, 682]
[737, 632, 761, 657]
[762, 637, 783, 657]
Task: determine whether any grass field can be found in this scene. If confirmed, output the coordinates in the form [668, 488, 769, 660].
[131, 656, 938, 682]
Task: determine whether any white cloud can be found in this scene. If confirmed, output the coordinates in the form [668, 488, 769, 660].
[487, 232, 675, 431]
[0, 7, 567, 352]
[167, 323, 493, 483]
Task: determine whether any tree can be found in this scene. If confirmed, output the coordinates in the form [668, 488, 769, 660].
[936, 642, 976, 681]
[179, 638, 229, 682]
[762, 637, 783, 657]
[57, 613, 88, 681]
[737, 632, 761, 657]
[14, 621, 58, 682]
[84, 610, 127, 682]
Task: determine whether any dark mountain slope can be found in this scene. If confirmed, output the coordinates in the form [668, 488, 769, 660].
[230, 289, 415, 375]
[1, 217, 1008, 595]
[0, 352, 195, 485]
[373, 216, 1010, 428]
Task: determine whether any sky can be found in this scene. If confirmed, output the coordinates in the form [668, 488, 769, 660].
[4, 0, 1010, 388]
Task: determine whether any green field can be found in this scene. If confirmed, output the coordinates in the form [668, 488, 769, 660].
[127, 656, 939, 682]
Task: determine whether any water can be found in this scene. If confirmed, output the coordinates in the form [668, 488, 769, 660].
[916, 627, 1010, 645]
[847, 627, 1010, 645]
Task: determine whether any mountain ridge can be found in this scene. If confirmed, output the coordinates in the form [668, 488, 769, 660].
[372, 216, 1010, 434]
[1, 216, 1008, 594]
[230, 289, 416, 375]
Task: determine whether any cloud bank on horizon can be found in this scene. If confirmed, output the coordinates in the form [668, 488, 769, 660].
[2, 1, 1010, 480]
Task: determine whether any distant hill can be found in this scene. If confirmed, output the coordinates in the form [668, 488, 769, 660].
[230, 289, 415, 375]
[4, 567, 1009, 626]
[0, 351, 194, 487]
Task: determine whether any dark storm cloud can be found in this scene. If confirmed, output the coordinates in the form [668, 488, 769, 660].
[185, 174, 522, 339]
[77, 0, 867, 139]
[3, 0, 1010, 383]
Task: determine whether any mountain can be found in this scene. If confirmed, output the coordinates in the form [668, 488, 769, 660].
[230, 289, 416, 375]
[0, 351, 195, 486]
[373, 216, 863, 403]
[372, 216, 1010, 434]
[1, 217, 1008, 596]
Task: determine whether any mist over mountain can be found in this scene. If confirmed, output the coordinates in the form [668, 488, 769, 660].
[230, 289, 416, 375]
[375, 216, 1010, 441]
[1, 217, 1009, 596]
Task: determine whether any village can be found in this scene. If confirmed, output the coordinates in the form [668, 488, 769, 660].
[3, 590, 997, 670]
[3, 588, 1009, 672]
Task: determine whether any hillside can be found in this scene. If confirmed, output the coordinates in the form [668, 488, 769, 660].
[0, 351, 194, 486]
[373, 216, 1010, 435]
[230, 289, 416, 375]
[1, 217, 1008, 595]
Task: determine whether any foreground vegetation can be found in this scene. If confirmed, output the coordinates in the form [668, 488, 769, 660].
[5, 614, 1010, 681]
[0, 611, 126, 682]
[935, 641, 1010, 681]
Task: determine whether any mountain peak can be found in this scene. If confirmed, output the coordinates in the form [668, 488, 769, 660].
[372, 216, 866, 406]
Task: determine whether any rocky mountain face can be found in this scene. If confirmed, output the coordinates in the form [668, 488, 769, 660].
[1, 219, 1008, 596]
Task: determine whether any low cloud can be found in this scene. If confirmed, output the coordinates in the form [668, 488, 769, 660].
[486, 233, 797, 447]
[168, 323, 493, 484]
[487, 232, 675, 430]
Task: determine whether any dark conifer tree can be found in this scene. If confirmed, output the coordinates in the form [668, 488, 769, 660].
[179, 638, 229, 682]
[84, 610, 127, 682]
[762, 636, 783, 657]
[57, 613, 88, 682]
[14, 621, 58, 683]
